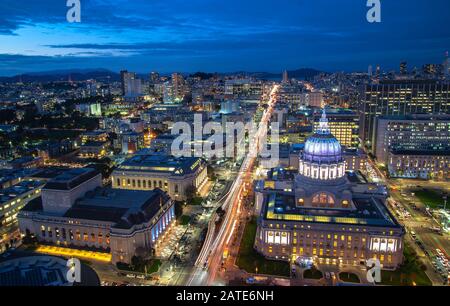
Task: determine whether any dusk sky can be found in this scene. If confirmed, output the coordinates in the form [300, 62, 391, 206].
[0, 0, 449, 76]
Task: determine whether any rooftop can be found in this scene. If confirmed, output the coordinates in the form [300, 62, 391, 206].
[117, 154, 204, 176]
[43, 168, 100, 191]
[23, 188, 171, 230]
[0, 180, 45, 205]
[264, 192, 400, 228]
[65, 188, 170, 229]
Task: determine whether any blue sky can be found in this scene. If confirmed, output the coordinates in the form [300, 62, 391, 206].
[0, 0, 449, 76]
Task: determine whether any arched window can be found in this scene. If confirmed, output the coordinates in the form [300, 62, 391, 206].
[312, 193, 335, 207]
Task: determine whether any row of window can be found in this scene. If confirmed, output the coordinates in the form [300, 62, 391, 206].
[115, 177, 179, 193]
[40, 226, 110, 245]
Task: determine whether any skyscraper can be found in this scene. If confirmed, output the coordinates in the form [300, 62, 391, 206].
[120, 70, 142, 98]
[282, 70, 289, 84]
[400, 62, 407, 75]
[360, 80, 450, 151]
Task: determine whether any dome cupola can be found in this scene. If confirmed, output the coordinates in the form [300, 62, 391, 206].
[299, 109, 346, 181]
[303, 109, 343, 164]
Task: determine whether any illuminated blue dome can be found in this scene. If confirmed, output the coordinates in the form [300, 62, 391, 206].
[303, 110, 342, 164]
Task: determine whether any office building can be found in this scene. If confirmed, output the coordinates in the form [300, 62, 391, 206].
[120, 70, 143, 98]
[374, 114, 450, 163]
[387, 151, 450, 180]
[360, 80, 450, 149]
[299, 92, 324, 108]
[313, 109, 360, 148]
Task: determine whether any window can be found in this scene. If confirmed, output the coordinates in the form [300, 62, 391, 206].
[117, 178, 121, 187]
[312, 192, 335, 206]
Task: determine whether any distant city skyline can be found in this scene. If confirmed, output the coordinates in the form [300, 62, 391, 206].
[0, 0, 449, 76]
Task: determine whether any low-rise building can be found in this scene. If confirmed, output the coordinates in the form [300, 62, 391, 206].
[79, 141, 110, 159]
[111, 154, 207, 201]
[388, 150, 450, 180]
[18, 168, 175, 264]
[0, 179, 45, 252]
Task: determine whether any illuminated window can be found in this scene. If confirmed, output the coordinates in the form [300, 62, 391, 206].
[312, 193, 335, 206]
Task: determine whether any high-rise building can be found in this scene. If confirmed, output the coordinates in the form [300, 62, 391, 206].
[444, 51, 450, 78]
[376, 65, 381, 78]
[313, 109, 360, 148]
[360, 80, 450, 150]
[299, 92, 324, 108]
[374, 114, 450, 163]
[282, 70, 289, 84]
[120, 70, 142, 97]
[163, 73, 186, 103]
[150, 72, 160, 83]
[400, 62, 407, 75]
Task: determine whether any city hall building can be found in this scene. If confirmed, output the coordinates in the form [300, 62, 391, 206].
[18, 168, 175, 264]
[111, 154, 208, 201]
[254, 111, 405, 270]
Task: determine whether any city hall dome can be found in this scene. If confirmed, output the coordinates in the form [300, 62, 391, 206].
[303, 110, 342, 164]
[299, 109, 346, 181]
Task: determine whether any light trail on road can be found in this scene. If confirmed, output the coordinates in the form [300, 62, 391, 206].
[186, 84, 280, 286]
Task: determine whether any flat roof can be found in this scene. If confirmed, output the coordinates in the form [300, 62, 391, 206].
[43, 168, 100, 191]
[0, 180, 45, 204]
[64, 188, 170, 229]
[23, 188, 171, 230]
[117, 154, 204, 176]
[390, 150, 450, 157]
[263, 192, 401, 228]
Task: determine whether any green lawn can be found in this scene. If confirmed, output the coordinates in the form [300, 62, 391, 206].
[179, 215, 191, 226]
[414, 189, 446, 209]
[303, 269, 323, 280]
[380, 244, 432, 286]
[339, 272, 360, 283]
[236, 219, 290, 277]
[147, 259, 162, 274]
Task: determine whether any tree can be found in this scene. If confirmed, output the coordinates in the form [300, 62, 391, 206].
[185, 185, 197, 201]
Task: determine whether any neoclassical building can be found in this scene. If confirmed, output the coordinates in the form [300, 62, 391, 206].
[254, 110, 405, 270]
[18, 168, 175, 264]
[111, 154, 208, 201]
